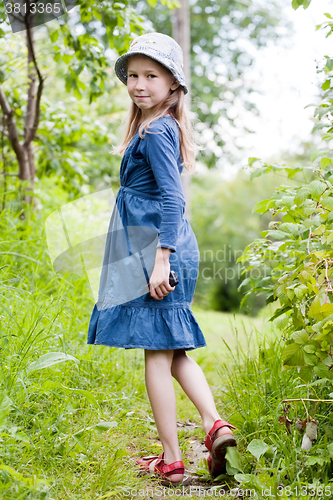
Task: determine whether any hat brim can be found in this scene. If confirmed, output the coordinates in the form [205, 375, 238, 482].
[114, 49, 189, 95]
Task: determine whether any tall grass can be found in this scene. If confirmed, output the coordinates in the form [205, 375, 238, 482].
[214, 321, 333, 498]
[1, 195, 333, 499]
[0, 201, 151, 499]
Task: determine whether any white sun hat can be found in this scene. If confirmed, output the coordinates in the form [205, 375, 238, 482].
[114, 32, 188, 95]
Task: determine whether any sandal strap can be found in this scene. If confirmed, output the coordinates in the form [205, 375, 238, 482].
[135, 455, 160, 469]
[158, 461, 185, 476]
[154, 452, 185, 477]
[204, 419, 237, 452]
[136, 452, 185, 479]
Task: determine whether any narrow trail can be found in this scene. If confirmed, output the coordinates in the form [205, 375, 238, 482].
[134, 420, 232, 498]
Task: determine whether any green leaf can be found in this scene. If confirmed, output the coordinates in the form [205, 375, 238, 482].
[251, 199, 271, 214]
[279, 222, 296, 235]
[298, 365, 313, 382]
[234, 473, 255, 483]
[247, 439, 270, 460]
[304, 352, 318, 366]
[274, 314, 290, 330]
[62, 54, 71, 64]
[225, 446, 243, 472]
[310, 150, 331, 162]
[27, 352, 79, 373]
[308, 180, 327, 200]
[314, 363, 330, 379]
[94, 421, 118, 432]
[281, 196, 295, 209]
[248, 157, 261, 167]
[322, 80, 331, 91]
[308, 296, 322, 318]
[321, 197, 333, 210]
[282, 213, 296, 223]
[294, 285, 308, 300]
[282, 342, 304, 366]
[250, 167, 268, 181]
[291, 329, 309, 344]
[294, 188, 309, 205]
[320, 157, 332, 168]
[50, 30, 59, 43]
[303, 343, 318, 354]
[321, 303, 333, 316]
[15, 432, 30, 444]
[306, 456, 325, 466]
[238, 277, 251, 290]
[266, 230, 289, 240]
[312, 313, 333, 332]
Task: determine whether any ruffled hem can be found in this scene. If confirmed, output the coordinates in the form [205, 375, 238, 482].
[87, 304, 207, 351]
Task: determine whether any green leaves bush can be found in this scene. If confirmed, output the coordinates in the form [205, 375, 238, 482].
[238, 162, 333, 383]
[238, 7, 333, 384]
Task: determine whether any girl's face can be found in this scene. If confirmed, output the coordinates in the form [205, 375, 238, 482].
[126, 54, 180, 120]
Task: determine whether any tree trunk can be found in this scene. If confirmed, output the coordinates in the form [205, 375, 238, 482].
[0, 22, 43, 208]
[172, 0, 192, 221]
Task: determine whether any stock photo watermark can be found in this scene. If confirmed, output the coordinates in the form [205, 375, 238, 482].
[3, 0, 76, 33]
[121, 485, 256, 497]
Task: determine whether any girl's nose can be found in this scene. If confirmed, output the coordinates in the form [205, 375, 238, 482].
[135, 76, 146, 90]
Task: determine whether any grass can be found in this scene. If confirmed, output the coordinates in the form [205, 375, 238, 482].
[1, 201, 333, 499]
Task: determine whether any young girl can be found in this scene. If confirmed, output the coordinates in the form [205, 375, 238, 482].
[87, 32, 237, 486]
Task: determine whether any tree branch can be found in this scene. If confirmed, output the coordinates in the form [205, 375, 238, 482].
[0, 85, 25, 170]
[23, 3, 45, 148]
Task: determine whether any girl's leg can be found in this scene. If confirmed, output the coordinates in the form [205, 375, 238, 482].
[171, 349, 234, 440]
[144, 349, 183, 483]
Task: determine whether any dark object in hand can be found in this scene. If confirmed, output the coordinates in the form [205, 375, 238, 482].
[148, 270, 179, 297]
[169, 270, 179, 287]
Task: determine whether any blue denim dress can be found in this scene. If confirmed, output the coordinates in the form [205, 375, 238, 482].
[87, 116, 207, 351]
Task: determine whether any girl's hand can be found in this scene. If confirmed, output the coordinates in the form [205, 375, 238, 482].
[149, 247, 175, 300]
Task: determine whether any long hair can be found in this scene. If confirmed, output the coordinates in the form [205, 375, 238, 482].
[112, 79, 198, 173]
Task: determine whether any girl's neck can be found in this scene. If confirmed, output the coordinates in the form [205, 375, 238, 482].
[139, 114, 171, 126]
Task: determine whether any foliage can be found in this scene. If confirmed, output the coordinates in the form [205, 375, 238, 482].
[0, 0, 148, 101]
[191, 169, 294, 314]
[215, 322, 333, 496]
[0, 27, 128, 201]
[237, 9, 333, 383]
[0, 189, 152, 498]
[1, 183, 332, 496]
[238, 162, 333, 382]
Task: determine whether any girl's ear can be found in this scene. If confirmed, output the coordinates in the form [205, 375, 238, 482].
[171, 80, 180, 91]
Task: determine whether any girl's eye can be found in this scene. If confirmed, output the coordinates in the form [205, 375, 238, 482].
[127, 74, 156, 79]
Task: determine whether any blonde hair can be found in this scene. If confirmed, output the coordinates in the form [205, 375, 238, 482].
[112, 60, 198, 173]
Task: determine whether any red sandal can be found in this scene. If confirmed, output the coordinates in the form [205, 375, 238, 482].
[204, 419, 237, 478]
[136, 452, 185, 486]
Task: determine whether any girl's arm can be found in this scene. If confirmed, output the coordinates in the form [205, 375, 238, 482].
[144, 120, 185, 299]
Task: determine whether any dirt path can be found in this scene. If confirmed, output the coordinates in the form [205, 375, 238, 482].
[135, 420, 235, 498]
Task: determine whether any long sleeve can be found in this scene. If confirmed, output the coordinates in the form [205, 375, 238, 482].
[144, 120, 186, 253]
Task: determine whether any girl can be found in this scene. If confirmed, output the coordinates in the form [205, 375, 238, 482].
[87, 32, 237, 486]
